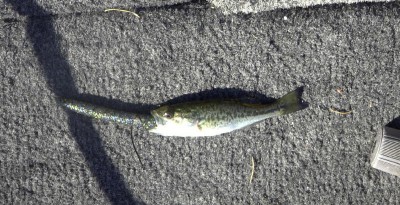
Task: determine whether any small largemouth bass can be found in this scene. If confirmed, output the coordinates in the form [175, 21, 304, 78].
[62, 88, 307, 137]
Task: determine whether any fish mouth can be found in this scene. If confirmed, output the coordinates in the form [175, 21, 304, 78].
[147, 111, 167, 134]
[150, 110, 165, 126]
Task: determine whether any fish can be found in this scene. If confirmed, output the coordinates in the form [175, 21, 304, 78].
[62, 88, 308, 137]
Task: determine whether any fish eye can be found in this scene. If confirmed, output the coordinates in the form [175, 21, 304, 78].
[163, 112, 173, 118]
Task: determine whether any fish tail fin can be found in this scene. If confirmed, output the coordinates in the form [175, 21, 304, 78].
[276, 87, 308, 115]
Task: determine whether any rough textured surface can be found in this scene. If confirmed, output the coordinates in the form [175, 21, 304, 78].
[2, 0, 395, 18]
[1, 0, 193, 18]
[1, 1, 400, 205]
[209, 0, 394, 14]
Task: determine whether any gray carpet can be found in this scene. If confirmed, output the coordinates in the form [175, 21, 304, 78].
[1, 1, 400, 204]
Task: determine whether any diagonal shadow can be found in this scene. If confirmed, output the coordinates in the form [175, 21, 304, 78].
[5, 1, 142, 204]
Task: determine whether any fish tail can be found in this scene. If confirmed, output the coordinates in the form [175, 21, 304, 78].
[60, 99, 143, 125]
[276, 87, 308, 115]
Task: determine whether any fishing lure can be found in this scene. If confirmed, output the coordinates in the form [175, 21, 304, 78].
[63, 88, 308, 137]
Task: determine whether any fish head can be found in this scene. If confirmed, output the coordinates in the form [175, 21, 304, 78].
[151, 105, 173, 124]
[149, 105, 200, 136]
[150, 105, 190, 125]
